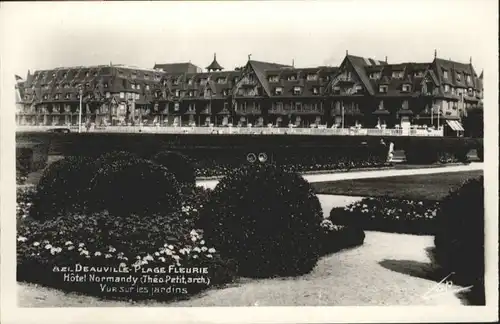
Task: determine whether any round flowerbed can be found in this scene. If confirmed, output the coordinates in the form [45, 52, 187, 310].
[198, 164, 324, 278]
[329, 198, 440, 235]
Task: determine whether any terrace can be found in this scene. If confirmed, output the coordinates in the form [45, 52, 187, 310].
[15, 125, 444, 136]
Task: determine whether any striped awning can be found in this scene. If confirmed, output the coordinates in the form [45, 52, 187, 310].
[446, 120, 464, 131]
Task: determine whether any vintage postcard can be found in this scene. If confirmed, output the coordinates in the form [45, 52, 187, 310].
[1, 1, 498, 323]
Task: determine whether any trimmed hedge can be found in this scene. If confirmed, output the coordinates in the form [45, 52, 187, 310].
[402, 137, 476, 164]
[329, 198, 440, 235]
[319, 219, 365, 256]
[433, 177, 484, 305]
[28, 156, 96, 221]
[89, 157, 182, 217]
[152, 151, 196, 189]
[198, 164, 323, 278]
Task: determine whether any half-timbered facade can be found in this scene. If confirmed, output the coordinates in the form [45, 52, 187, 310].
[15, 52, 483, 134]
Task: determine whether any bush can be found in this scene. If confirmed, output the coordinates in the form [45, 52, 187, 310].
[17, 186, 36, 224]
[329, 198, 440, 235]
[152, 151, 196, 189]
[319, 219, 365, 256]
[433, 177, 484, 304]
[17, 210, 238, 301]
[28, 156, 96, 221]
[89, 156, 182, 217]
[198, 164, 323, 278]
[476, 139, 484, 162]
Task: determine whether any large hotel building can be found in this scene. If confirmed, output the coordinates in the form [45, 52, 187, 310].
[15, 51, 483, 136]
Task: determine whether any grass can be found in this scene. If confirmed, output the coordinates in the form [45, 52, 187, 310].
[312, 170, 483, 201]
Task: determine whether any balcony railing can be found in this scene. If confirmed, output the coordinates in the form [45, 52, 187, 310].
[15, 125, 444, 136]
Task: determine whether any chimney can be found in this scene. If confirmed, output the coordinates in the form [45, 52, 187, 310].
[434, 49, 437, 59]
[292, 59, 295, 68]
[346, 50, 349, 56]
[385, 56, 388, 63]
[470, 56, 472, 65]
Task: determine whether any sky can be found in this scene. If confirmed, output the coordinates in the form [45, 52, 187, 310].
[0, 0, 498, 104]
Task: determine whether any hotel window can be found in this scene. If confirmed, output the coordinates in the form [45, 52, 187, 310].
[135, 93, 140, 100]
[313, 87, 319, 95]
[188, 79, 193, 85]
[223, 102, 229, 110]
[379, 85, 388, 93]
[146, 85, 150, 90]
[295, 102, 302, 111]
[456, 72, 462, 82]
[223, 89, 229, 96]
[144, 74, 149, 80]
[137, 84, 141, 90]
[466, 74, 471, 83]
[94, 71, 98, 77]
[370, 73, 380, 79]
[402, 84, 411, 92]
[275, 102, 283, 111]
[293, 86, 301, 95]
[288, 75, 297, 81]
[442, 69, 448, 79]
[451, 87, 456, 95]
[173, 79, 179, 85]
[175, 90, 180, 97]
[306, 74, 318, 81]
[65, 94, 71, 99]
[174, 102, 180, 111]
[85, 72, 90, 77]
[120, 92, 125, 99]
[217, 77, 226, 84]
[414, 71, 424, 77]
[188, 104, 195, 112]
[199, 79, 207, 85]
[275, 87, 283, 95]
[392, 71, 402, 78]
[189, 91, 195, 97]
[444, 85, 450, 92]
[355, 85, 363, 92]
[268, 76, 279, 83]
[106, 92, 110, 98]
[63, 73, 68, 78]
[104, 83, 108, 88]
[333, 86, 341, 94]
[131, 84, 136, 90]
[54, 94, 60, 100]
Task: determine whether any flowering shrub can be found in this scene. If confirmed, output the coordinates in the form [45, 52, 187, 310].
[318, 219, 365, 255]
[17, 209, 238, 301]
[199, 164, 323, 278]
[16, 185, 36, 223]
[28, 156, 96, 221]
[434, 177, 484, 305]
[329, 198, 440, 235]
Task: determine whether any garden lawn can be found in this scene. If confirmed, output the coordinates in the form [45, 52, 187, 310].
[312, 170, 483, 201]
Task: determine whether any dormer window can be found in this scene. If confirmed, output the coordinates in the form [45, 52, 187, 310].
[199, 78, 207, 86]
[63, 73, 68, 78]
[370, 72, 381, 79]
[104, 83, 108, 88]
[54, 94, 60, 100]
[188, 79, 193, 85]
[217, 77, 226, 84]
[306, 74, 318, 81]
[442, 69, 448, 79]
[93, 71, 98, 77]
[222, 89, 228, 96]
[175, 90, 180, 97]
[268, 75, 279, 83]
[444, 84, 450, 93]
[172, 79, 179, 85]
[275, 87, 283, 95]
[131, 84, 136, 90]
[333, 86, 341, 94]
[43, 94, 48, 100]
[355, 85, 363, 92]
[312, 87, 319, 95]
[144, 74, 149, 79]
[379, 85, 388, 93]
[402, 84, 411, 92]
[466, 74, 472, 83]
[65, 94, 71, 99]
[189, 90, 195, 97]
[414, 71, 424, 77]
[293, 86, 301, 95]
[85, 72, 90, 77]
[288, 75, 297, 81]
[456, 72, 462, 82]
[392, 71, 404, 79]
[451, 87, 456, 95]
[136, 84, 141, 90]
[146, 85, 150, 90]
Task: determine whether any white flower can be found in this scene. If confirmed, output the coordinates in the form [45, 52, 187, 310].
[154, 252, 160, 256]
[167, 245, 174, 250]
[33, 242, 40, 247]
[200, 240, 205, 245]
[119, 262, 127, 268]
[201, 246, 208, 252]
[94, 252, 102, 257]
[208, 248, 216, 253]
[105, 254, 112, 259]
[65, 241, 73, 246]
[108, 246, 116, 253]
[80, 250, 89, 256]
[191, 237, 197, 242]
[144, 254, 154, 261]
[141, 260, 148, 265]
[164, 243, 169, 248]
[165, 249, 173, 256]
[206, 254, 213, 258]
[193, 247, 201, 253]
[172, 255, 180, 260]
[78, 243, 85, 248]
[192, 255, 198, 259]
[17, 236, 28, 242]
[136, 256, 141, 260]
[45, 244, 52, 250]
[67, 246, 75, 251]
[159, 257, 166, 262]
[190, 229, 198, 236]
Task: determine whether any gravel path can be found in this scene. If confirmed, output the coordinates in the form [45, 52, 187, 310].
[17, 231, 464, 307]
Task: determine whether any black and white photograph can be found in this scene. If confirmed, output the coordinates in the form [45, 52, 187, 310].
[1, 1, 498, 323]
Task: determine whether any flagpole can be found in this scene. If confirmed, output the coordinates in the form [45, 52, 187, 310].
[78, 87, 83, 133]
